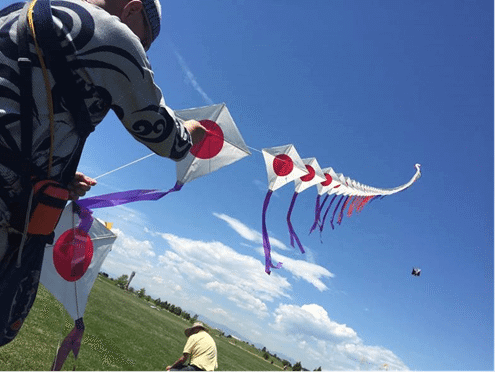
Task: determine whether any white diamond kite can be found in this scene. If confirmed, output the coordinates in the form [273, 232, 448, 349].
[77, 103, 251, 210]
[261, 144, 308, 274]
[40, 202, 116, 370]
[174, 103, 251, 185]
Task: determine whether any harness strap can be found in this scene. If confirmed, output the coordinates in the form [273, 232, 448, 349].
[31, 0, 94, 184]
[16, 1, 33, 189]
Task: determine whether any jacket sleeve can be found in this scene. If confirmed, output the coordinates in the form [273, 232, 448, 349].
[70, 3, 192, 161]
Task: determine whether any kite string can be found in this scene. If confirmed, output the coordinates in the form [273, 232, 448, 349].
[92, 133, 264, 181]
[93, 153, 155, 180]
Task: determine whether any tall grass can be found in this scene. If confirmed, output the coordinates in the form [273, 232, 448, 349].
[0, 276, 285, 371]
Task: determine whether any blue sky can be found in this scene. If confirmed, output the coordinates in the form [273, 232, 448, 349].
[13, 0, 495, 370]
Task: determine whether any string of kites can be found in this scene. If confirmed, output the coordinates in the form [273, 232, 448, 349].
[77, 103, 422, 274]
[39, 103, 421, 370]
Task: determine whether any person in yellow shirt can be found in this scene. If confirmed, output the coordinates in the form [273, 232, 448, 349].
[166, 322, 218, 371]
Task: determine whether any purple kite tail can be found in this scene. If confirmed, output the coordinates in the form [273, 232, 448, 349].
[76, 204, 93, 233]
[286, 192, 304, 254]
[262, 190, 283, 275]
[329, 195, 345, 230]
[337, 196, 351, 225]
[310, 194, 330, 235]
[51, 318, 85, 371]
[319, 194, 338, 234]
[76, 182, 184, 210]
[309, 194, 321, 234]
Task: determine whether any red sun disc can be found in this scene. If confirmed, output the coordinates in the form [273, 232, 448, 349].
[300, 165, 315, 182]
[321, 173, 332, 186]
[189, 120, 224, 159]
[273, 154, 294, 176]
[53, 229, 93, 282]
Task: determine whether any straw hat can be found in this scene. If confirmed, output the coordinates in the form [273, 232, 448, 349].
[184, 322, 208, 337]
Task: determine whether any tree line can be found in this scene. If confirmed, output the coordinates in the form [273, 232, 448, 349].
[100, 273, 198, 323]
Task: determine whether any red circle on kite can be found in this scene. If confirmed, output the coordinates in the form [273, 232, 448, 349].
[189, 120, 224, 159]
[300, 165, 315, 182]
[53, 229, 94, 282]
[273, 154, 293, 176]
[321, 173, 332, 186]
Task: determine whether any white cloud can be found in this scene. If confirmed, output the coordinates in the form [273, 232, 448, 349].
[271, 303, 409, 370]
[156, 233, 292, 317]
[213, 212, 288, 250]
[111, 228, 155, 258]
[272, 304, 358, 342]
[256, 248, 334, 291]
[213, 213, 333, 291]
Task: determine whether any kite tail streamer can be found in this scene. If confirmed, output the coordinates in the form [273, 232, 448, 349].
[75, 204, 93, 233]
[337, 196, 351, 225]
[309, 194, 321, 234]
[286, 192, 305, 254]
[262, 190, 282, 275]
[310, 194, 330, 235]
[76, 182, 184, 210]
[356, 195, 374, 213]
[51, 318, 85, 371]
[329, 195, 345, 230]
[319, 194, 338, 234]
[347, 196, 363, 217]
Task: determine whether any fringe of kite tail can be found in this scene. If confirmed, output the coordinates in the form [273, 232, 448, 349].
[356, 195, 378, 213]
[319, 194, 338, 234]
[329, 195, 345, 230]
[262, 190, 283, 275]
[318, 194, 338, 242]
[74, 203, 93, 233]
[51, 318, 85, 371]
[287, 192, 305, 254]
[347, 196, 363, 218]
[337, 196, 352, 225]
[309, 194, 329, 235]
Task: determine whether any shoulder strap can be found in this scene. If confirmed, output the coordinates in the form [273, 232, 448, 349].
[16, 1, 34, 188]
[32, 0, 95, 184]
[32, 0, 94, 140]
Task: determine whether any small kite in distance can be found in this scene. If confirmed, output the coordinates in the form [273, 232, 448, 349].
[411, 267, 421, 276]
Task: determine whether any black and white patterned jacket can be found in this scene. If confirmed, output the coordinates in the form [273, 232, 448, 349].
[0, 0, 191, 224]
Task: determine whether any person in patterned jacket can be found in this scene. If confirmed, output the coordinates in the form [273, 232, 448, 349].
[0, 0, 205, 346]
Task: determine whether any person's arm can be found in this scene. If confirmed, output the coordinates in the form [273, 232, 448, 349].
[73, 5, 198, 161]
[166, 353, 189, 370]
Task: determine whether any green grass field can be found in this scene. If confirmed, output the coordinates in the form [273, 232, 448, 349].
[0, 276, 287, 371]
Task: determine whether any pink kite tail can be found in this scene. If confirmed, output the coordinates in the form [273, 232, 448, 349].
[51, 318, 85, 371]
[337, 196, 351, 225]
[262, 190, 283, 275]
[347, 196, 363, 217]
[286, 192, 304, 254]
[356, 195, 379, 213]
[356, 195, 373, 212]
[310, 194, 329, 235]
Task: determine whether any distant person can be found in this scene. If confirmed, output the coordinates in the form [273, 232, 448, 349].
[166, 322, 218, 371]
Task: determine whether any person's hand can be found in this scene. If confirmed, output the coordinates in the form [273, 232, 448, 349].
[67, 172, 97, 200]
[183, 120, 206, 146]
[165, 366, 172, 371]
